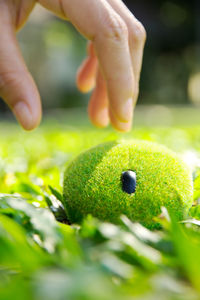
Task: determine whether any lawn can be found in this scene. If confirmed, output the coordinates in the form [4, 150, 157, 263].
[1, 108, 200, 300]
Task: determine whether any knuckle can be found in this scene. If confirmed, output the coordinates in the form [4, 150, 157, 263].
[130, 20, 146, 43]
[103, 15, 128, 41]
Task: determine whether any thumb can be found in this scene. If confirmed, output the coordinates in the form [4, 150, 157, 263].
[0, 6, 41, 130]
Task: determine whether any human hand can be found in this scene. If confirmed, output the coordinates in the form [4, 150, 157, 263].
[0, 0, 146, 132]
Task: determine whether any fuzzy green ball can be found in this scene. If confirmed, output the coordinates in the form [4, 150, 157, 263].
[63, 140, 193, 227]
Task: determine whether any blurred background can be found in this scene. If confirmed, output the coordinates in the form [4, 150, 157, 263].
[1, 0, 200, 123]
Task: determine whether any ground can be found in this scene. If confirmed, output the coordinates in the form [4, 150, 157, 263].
[1, 108, 200, 300]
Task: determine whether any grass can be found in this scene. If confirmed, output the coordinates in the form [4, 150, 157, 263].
[1, 109, 200, 299]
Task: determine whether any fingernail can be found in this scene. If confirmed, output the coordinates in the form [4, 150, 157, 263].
[13, 101, 34, 130]
[110, 108, 133, 132]
[116, 119, 132, 132]
[113, 97, 133, 123]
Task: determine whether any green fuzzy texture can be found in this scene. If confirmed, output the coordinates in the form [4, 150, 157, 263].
[63, 140, 193, 227]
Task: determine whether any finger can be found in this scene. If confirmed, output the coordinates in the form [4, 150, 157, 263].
[0, 5, 41, 130]
[88, 67, 109, 128]
[109, 107, 132, 132]
[93, 12, 134, 125]
[107, 0, 146, 103]
[76, 42, 98, 93]
[39, 0, 134, 128]
[14, 0, 36, 31]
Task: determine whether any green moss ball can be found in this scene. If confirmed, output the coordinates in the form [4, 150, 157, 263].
[63, 140, 193, 227]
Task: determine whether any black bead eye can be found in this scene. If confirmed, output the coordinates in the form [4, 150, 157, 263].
[121, 170, 136, 194]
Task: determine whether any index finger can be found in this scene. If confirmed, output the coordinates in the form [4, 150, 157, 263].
[39, 0, 135, 129]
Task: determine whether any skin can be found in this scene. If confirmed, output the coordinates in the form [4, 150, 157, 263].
[0, 0, 146, 132]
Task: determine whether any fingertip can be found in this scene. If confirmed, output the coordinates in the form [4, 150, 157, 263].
[76, 66, 88, 93]
[109, 97, 133, 123]
[76, 56, 97, 93]
[13, 100, 42, 131]
[88, 106, 109, 128]
[109, 108, 132, 132]
[76, 72, 95, 93]
[13, 102, 34, 131]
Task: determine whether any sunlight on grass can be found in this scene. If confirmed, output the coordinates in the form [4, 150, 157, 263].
[0, 113, 200, 299]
